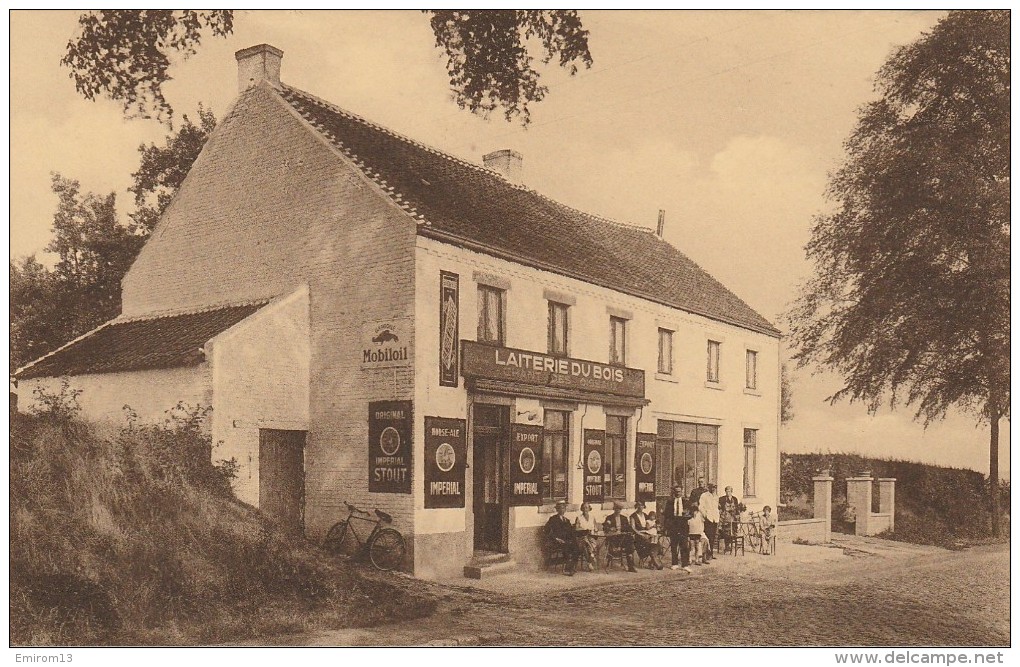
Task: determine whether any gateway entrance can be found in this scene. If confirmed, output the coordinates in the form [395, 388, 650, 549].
[472, 404, 510, 552]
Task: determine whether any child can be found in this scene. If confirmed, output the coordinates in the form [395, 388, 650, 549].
[760, 505, 776, 555]
[687, 502, 706, 565]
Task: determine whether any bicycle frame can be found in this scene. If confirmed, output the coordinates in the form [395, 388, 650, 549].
[342, 508, 384, 551]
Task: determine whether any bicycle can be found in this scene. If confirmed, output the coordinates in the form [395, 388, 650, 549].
[743, 511, 765, 553]
[322, 501, 406, 571]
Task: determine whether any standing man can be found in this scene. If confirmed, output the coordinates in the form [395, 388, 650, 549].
[689, 477, 708, 508]
[719, 485, 740, 552]
[545, 500, 579, 576]
[663, 484, 691, 572]
[701, 483, 720, 561]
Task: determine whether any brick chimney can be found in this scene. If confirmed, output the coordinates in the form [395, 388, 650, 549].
[483, 149, 523, 185]
[235, 44, 283, 92]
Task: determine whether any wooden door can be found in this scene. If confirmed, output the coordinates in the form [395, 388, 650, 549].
[259, 429, 306, 532]
[472, 405, 509, 552]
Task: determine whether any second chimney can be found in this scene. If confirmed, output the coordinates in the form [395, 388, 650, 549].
[656, 209, 666, 237]
[483, 149, 523, 185]
[235, 44, 283, 92]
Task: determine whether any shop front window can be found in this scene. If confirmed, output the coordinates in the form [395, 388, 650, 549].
[543, 410, 570, 501]
[605, 415, 628, 499]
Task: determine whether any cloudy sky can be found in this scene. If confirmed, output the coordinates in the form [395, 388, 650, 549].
[9, 10, 1008, 476]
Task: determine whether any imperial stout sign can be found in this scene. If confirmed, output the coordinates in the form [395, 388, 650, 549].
[509, 423, 543, 506]
[635, 432, 656, 502]
[361, 319, 411, 369]
[438, 272, 460, 387]
[461, 340, 645, 398]
[424, 416, 466, 508]
[368, 400, 412, 493]
[583, 429, 606, 503]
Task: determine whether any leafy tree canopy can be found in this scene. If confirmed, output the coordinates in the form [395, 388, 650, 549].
[788, 9, 1009, 426]
[61, 10, 592, 125]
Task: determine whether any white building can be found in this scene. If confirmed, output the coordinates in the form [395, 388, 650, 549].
[17, 45, 781, 578]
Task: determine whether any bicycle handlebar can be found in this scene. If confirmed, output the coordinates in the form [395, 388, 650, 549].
[344, 501, 371, 516]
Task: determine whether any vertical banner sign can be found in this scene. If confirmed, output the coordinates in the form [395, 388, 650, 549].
[509, 424, 543, 506]
[439, 271, 460, 387]
[635, 433, 657, 502]
[424, 417, 466, 508]
[583, 429, 606, 504]
[368, 400, 412, 494]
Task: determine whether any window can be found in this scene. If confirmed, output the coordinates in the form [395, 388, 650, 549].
[609, 317, 627, 366]
[655, 421, 718, 497]
[543, 410, 570, 501]
[605, 416, 628, 499]
[707, 340, 721, 383]
[548, 302, 569, 356]
[657, 328, 673, 374]
[476, 285, 505, 345]
[743, 428, 757, 497]
[746, 350, 758, 390]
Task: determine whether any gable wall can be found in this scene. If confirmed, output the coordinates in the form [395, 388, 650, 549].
[122, 83, 418, 551]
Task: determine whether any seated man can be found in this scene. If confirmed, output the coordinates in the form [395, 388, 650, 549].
[545, 500, 580, 575]
[602, 501, 638, 572]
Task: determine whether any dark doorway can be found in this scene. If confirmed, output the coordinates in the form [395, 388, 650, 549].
[472, 404, 510, 552]
[259, 429, 306, 532]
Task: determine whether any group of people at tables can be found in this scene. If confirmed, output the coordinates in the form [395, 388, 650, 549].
[545, 480, 775, 576]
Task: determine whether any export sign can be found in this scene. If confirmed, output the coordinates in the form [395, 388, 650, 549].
[583, 430, 606, 503]
[461, 341, 645, 399]
[635, 432, 656, 502]
[368, 400, 412, 494]
[361, 319, 411, 369]
[424, 416, 466, 508]
[509, 423, 543, 506]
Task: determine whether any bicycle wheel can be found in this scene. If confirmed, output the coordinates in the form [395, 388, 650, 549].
[369, 527, 406, 571]
[323, 520, 357, 557]
[746, 525, 762, 552]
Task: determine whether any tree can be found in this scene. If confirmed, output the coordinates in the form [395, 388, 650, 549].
[780, 363, 794, 425]
[427, 10, 592, 124]
[130, 105, 217, 233]
[61, 10, 592, 125]
[11, 109, 214, 372]
[787, 11, 1009, 533]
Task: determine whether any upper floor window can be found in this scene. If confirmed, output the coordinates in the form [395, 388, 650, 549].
[707, 340, 721, 383]
[610, 316, 627, 366]
[745, 350, 758, 390]
[548, 302, 569, 356]
[477, 285, 505, 345]
[657, 328, 674, 374]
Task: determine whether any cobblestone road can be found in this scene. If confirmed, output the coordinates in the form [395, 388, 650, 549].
[263, 539, 1008, 647]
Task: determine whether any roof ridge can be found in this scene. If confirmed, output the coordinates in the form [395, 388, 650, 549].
[114, 298, 271, 325]
[281, 84, 656, 235]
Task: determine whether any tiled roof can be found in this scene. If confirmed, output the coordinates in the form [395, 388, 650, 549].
[279, 84, 780, 337]
[15, 301, 269, 380]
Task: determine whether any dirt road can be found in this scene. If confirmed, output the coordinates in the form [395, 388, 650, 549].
[254, 538, 1009, 647]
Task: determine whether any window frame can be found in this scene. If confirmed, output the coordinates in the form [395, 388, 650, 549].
[547, 301, 570, 357]
[609, 316, 627, 366]
[745, 349, 758, 390]
[743, 428, 758, 497]
[476, 284, 506, 346]
[655, 420, 719, 497]
[657, 328, 674, 375]
[605, 415, 628, 500]
[707, 339, 721, 383]
[542, 409, 571, 502]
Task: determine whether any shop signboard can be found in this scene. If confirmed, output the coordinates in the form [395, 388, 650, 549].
[361, 319, 411, 369]
[461, 340, 645, 399]
[368, 400, 412, 493]
[509, 423, 543, 506]
[424, 416, 466, 508]
[439, 271, 459, 387]
[635, 432, 656, 502]
[583, 429, 606, 503]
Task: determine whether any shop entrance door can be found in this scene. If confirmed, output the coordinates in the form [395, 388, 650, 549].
[472, 404, 510, 552]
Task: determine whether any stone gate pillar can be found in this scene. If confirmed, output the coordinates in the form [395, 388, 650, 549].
[812, 474, 833, 543]
[846, 475, 873, 536]
[878, 478, 896, 532]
